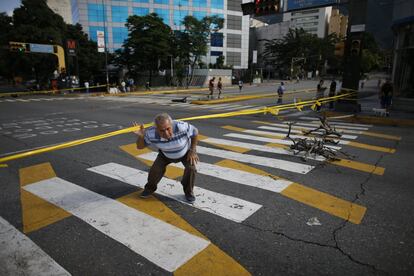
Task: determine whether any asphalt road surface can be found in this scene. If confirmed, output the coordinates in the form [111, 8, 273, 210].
[1, 87, 413, 276]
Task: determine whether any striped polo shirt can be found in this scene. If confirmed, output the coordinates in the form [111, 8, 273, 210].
[144, 120, 198, 159]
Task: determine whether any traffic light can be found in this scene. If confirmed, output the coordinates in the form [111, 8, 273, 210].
[334, 41, 345, 57]
[9, 42, 29, 53]
[351, 39, 361, 56]
[254, 0, 280, 16]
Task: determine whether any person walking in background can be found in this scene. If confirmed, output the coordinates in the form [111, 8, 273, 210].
[208, 77, 215, 99]
[380, 79, 393, 116]
[84, 81, 89, 93]
[316, 79, 327, 112]
[277, 82, 285, 104]
[328, 79, 337, 109]
[238, 80, 243, 92]
[121, 80, 126, 93]
[217, 77, 223, 99]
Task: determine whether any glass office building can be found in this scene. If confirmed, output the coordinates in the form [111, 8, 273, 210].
[71, 0, 249, 68]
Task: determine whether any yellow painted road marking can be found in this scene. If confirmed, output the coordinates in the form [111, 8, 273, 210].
[347, 141, 396, 153]
[19, 163, 71, 233]
[119, 147, 251, 275]
[215, 160, 366, 224]
[254, 120, 402, 141]
[120, 144, 183, 179]
[0, 164, 8, 168]
[224, 125, 396, 154]
[329, 159, 384, 175]
[281, 183, 366, 224]
[361, 131, 401, 141]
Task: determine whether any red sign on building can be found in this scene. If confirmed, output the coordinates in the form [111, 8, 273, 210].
[66, 39, 77, 56]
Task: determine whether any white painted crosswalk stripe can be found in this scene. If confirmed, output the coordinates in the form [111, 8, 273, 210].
[202, 137, 325, 161]
[260, 122, 365, 135]
[0, 216, 70, 275]
[196, 146, 314, 174]
[258, 125, 358, 140]
[23, 177, 210, 272]
[301, 121, 370, 131]
[223, 133, 342, 150]
[88, 163, 262, 223]
[138, 151, 293, 193]
[299, 117, 372, 128]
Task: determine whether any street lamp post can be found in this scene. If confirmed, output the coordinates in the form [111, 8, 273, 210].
[101, 0, 109, 92]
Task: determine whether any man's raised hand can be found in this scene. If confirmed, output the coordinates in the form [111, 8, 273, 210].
[133, 122, 145, 137]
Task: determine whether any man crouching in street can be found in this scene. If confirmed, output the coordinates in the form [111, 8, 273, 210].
[133, 113, 199, 202]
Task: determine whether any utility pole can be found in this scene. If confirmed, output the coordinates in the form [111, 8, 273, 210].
[101, 0, 109, 92]
[338, 0, 368, 112]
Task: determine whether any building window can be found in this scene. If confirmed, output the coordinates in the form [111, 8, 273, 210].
[227, 15, 242, 30]
[173, 10, 189, 26]
[87, 4, 104, 22]
[211, 0, 224, 10]
[192, 0, 207, 8]
[133, 7, 149, 16]
[154, 0, 169, 5]
[211, 33, 223, 47]
[112, 27, 129, 44]
[111, 6, 129, 23]
[192, 11, 206, 20]
[133, 0, 149, 3]
[154, 9, 170, 23]
[89, 26, 107, 42]
[174, 0, 189, 7]
[210, 51, 223, 56]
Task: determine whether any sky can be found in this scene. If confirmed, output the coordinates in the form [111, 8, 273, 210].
[0, 0, 21, 16]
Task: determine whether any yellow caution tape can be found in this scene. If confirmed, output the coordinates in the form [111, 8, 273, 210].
[0, 91, 357, 164]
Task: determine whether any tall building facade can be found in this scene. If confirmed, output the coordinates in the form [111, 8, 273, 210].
[283, 6, 332, 38]
[48, 0, 73, 24]
[70, 0, 249, 69]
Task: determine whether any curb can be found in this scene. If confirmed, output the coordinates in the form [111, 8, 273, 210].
[323, 111, 414, 126]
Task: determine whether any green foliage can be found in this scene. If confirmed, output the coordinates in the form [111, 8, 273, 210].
[263, 28, 339, 76]
[121, 13, 173, 80]
[0, 0, 106, 85]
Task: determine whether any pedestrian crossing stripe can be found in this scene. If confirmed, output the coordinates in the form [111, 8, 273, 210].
[88, 163, 262, 223]
[299, 117, 373, 128]
[257, 125, 358, 140]
[120, 144, 366, 224]
[198, 135, 385, 175]
[23, 177, 211, 272]
[223, 129, 342, 150]
[19, 162, 250, 275]
[222, 125, 396, 153]
[253, 121, 402, 141]
[0, 216, 70, 275]
[216, 160, 366, 224]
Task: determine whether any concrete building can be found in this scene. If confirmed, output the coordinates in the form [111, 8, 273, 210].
[391, 0, 414, 108]
[328, 8, 348, 38]
[48, 0, 73, 24]
[283, 6, 332, 38]
[69, 0, 250, 69]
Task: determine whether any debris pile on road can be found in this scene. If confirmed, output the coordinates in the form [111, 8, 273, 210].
[286, 117, 352, 161]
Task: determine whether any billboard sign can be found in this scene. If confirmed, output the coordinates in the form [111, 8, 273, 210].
[97, 31, 105, 53]
[29, 43, 54, 54]
[286, 0, 338, 11]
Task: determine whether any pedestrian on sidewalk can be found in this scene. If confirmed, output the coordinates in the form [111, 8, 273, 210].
[277, 82, 285, 104]
[145, 81, 151, 91]
[238, 80, 243, 92]
[328, 79, 337, 109]
[84, 81, 89, 93]
[133, 113, 199, 202]
[316, 79, 327, 112]
[208, 77, 215, 99]
[217, 77, 223, 99]
[121, 80, 126, 93]
[380, 79, 393, 116]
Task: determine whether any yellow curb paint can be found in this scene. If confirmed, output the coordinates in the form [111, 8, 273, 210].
[328, 159, 385, 176]
[120, 144, 183, 179]
[215, 160, 366, 224]
[117, 192, 250, 275]
[361, 131, 401, 141]
[347, 141, 396, 153]
[19, 163, 71, 233]
[174, 244, 250, 276]
[281, 183, 366, 224]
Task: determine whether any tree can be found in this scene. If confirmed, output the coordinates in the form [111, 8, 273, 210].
[179, 15, 224, 86]
[263, 28, 339, 77]
[122, 13, 173, 84]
